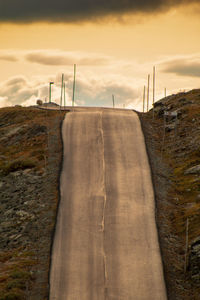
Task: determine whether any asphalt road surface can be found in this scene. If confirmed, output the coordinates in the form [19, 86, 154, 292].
[50, 108, 167, 300]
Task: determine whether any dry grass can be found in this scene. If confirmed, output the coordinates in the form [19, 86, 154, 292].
[0, 106, 66, 299]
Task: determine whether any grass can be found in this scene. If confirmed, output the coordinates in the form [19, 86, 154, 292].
[0, 106, 66, 299]
[0, 107, 64, 177]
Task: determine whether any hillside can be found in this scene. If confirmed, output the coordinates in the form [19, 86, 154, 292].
[140, 89, 200, 299]
[0, 107, 65, 299]
[0, 90, 200, 299]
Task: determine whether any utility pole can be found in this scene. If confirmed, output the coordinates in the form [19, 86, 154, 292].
[60, 73, 64, 107]
[143, 86, 146, 113]
[147, 74, 150, 112]
[72, 64, 76, 106]
[153, 66, 155, 119]
[64, 82, 66, 108]
[49, 82, 54, 103]
[112, 94, 115, 108]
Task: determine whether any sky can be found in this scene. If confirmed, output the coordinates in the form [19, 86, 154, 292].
[0, 0, 200, 111]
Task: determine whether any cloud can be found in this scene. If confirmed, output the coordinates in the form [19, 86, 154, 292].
[161, 55, 200, 77]
[0, 49, 111, 66]
[25, 50, 111, 66]
[0, 55, 18, 62]
[0, 96, 11, 108]
[0, 0, 199, 23]
[73, 76, 138, 107]
[0, 76, 38, 106]
[0, 72, 139, 109]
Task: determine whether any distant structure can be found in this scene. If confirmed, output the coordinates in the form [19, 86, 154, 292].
[36, 99, 43, 106]
[42, 102, 59, 108]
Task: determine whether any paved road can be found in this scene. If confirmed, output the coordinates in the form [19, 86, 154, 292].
[50, 109, 167, 300]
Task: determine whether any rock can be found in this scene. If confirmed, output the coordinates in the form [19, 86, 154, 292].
[184, 165, 200, 175]
[189, 237, 200, 282]
[16, 210, 34, 221]
[178, 98, 193, 105]
[1, 221, 14, 228]
[11, 171, 22, 177]
[10, 233, 22, 240]
[157, 108, 165, 117]
[22, 168, 33, 174]
[5, 208, 14, 216]
[165, 124, 175, 132]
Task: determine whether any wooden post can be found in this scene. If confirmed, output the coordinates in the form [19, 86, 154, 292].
[112, 94, 115, 108]
[64, 82, 66, 108]
[147, 74, 150, 112]
[49, 83, 51, 103]
[72, 64, 76, 106]
[60, 73, 64, 108]
[49, 82, 54, 103]
[143, 86, 146, 113]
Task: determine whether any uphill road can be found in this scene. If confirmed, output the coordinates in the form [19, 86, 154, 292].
[50, 108, 167, 300]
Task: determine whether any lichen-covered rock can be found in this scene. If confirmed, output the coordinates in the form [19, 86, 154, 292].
[184, 165, 200, 175]
[189, 237, 200, 283]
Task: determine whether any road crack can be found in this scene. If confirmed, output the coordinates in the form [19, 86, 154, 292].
[99, 111, 108, 298]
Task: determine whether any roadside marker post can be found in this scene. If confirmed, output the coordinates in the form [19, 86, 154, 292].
[72, 64, 76, 107]
[112, 94, 115, 108]
[64, 82, 66, 108]
[147, 74, 150, 112]
[49, 82, 54, 103]
[60, 73, 64, 108]
[143, 86, 146, 113]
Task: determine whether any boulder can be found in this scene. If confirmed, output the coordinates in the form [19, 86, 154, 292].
[184, 165, 200, 175]
[189, 237, 200, 282]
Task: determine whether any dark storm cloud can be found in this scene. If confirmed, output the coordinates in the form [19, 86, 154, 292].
[162, 57, 200, 77]
[0, 0, 198, 23]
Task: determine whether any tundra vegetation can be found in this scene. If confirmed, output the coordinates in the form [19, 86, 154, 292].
[140, 89, 200, 299]
[0, 107, 65, 300]
[0, 90, 200, 299]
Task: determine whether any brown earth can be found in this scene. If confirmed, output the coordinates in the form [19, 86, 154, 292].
[0, 90, 200, 299]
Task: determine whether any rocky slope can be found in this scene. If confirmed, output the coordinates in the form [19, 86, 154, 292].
[0, 107, 65, 300]
[0, 92, 199, 299]
[140, 88, 200, 299]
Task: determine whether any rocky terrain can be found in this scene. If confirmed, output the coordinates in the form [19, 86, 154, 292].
[0, 90, 199, 299]
[140, 88, 200, 299]
[0, 107, 66, 300]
